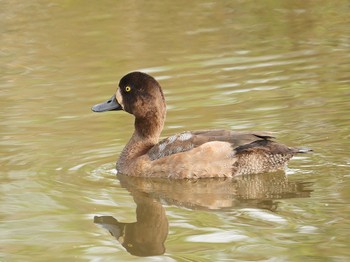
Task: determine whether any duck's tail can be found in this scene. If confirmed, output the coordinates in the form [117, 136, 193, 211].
[232, 140, 312, 176]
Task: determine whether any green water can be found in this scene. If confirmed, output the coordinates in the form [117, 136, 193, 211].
[1, 0, 350, 261]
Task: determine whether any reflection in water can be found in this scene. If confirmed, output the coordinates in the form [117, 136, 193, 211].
[94, 194, 168, 257]
[94, 173, 312, 257]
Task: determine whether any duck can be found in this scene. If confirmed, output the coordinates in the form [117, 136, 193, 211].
[92, 71, 311, 179]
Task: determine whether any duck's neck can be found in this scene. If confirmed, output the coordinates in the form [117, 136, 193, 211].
[117, 112, 165, 171]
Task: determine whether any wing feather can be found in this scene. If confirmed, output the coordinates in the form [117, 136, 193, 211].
[147, 130, 276, 161]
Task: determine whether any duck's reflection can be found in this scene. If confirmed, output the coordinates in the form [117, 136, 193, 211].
[94, 172, 312, 257]
[94, 192, 167, 256]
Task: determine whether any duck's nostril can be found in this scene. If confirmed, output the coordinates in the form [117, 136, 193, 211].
[107, 100, 112, 103]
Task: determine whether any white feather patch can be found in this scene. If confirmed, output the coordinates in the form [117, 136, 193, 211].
[178, 132, 193, 141]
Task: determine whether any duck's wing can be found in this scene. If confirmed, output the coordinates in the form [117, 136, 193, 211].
[147, 129, 276, 161]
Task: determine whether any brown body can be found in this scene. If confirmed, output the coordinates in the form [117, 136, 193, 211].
[92, 72, 310, 179]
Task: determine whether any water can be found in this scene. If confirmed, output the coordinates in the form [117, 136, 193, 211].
[1, 0, 350, 261]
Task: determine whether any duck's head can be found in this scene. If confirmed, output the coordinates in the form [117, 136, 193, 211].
[92, 72, 166, 120]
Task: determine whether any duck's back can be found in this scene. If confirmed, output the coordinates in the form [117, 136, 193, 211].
[147, 130, 275, 161]
[144, 130, 304, 179]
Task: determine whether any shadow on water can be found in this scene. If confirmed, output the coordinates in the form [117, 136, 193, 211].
[94, 172, 312, 257]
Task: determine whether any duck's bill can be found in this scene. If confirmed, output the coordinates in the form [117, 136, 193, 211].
[91, 95, 122, 112]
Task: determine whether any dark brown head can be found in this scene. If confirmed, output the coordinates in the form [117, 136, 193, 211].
[92, 72, 166, 138]
[92, 72, 166, 119]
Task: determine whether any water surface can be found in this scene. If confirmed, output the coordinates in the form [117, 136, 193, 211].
[1, 0, 350, 261]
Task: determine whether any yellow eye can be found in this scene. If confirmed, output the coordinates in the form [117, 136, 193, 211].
[125, 86, 131, 92]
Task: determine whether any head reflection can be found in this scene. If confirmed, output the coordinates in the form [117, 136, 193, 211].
[94, 193, 168, 257]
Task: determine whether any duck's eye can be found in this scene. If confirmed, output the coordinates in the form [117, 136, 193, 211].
[125, 86, 131, 92]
